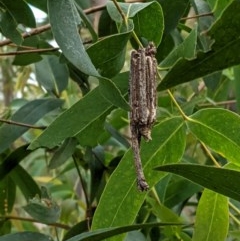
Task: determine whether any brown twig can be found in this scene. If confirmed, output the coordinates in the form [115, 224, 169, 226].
[2, 215, 70, 230]
[0, 118, 46, 130]
[181, 12, 214, 21]
[0, 47, 59, 56]
[0, 4, 106, 48]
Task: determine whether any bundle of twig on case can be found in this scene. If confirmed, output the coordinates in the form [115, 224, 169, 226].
[129, 42, 157, 191]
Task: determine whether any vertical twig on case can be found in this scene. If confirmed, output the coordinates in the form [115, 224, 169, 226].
[129, 43, 157, 191]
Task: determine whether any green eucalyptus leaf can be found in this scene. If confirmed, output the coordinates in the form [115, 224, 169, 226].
[187, 108, 240, 164]
[65, 222, 183, 241]
[160, 24, 198, 68]
[10, 165, 41, 199]
[192, 189, 229, 241]
[29, 73, 129, 150]
[154, 164, 240, 201]
[158, 0, 240, 90]
[48, 138, 77, 169]
[23, 187, 60, 224]
[35, 55, 69, 96]
[1, 0, 36, 27]
[92, 117, 186, 240]
[0, 232, 53, 241]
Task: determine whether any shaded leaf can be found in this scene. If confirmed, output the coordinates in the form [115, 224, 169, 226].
[49, 138, 78, 169]
[187, 108, 240, 164]
[0, 231, 53, 241]
[35, 55, 69, 96]
[0, 145, 32, 181]
[154, 164, 240, 201]
[107, 2, 164, 46]
[23, 187, 61, 224]
[158, 0, 240, 90]
[0, 98, 63, 154]
[65, 222, 183, 241]
[29, 73, 129, 150]
[92, 117, 186, 240]
[10, 165, 41, 199]
[1, 0, 36, 28]
[192, 189, 229, 241]
[160, 24, 198, 68]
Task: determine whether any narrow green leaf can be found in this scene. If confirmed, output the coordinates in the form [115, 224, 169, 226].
[233, 65, 240, 112]
[65, 222, 183, 241]
[1, 0, 36, 27]
[92, 117, 186, 240]
[0, 8, 22, 45]
[192, 189, 229, 241]
[160, 24, 197, 68]
[48, 0, 129, 109]
[154, 164, 240, 201]
[107, 2, 164, 46]
[0, 232, 53, 241]
[48, 0, 98, 77]
[24, 187, 60, 224]
[29, 73, 129, 150]
[159, 0, 190, 35]
[10, 165, 41, 199]
[35, 55, 69, 96]
[0, 145, 32, 181]
[187, 108, 240, 164]
[158, 0, 240, 90]
[0, 98, 63, 154]
[49, 138, 77, 169]
[87, 30, 132, 78]
[25, 0, 47, 12]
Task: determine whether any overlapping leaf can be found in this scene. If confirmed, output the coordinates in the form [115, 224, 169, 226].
[92, 117, 186, 240]
[187, 108, 240, 164]
[29, 73, 129, 150]
[192, 189, 229, 241]
[158, 0, 240, 90]
[0, 232, 53, 241]
[155, 164, 240, 201]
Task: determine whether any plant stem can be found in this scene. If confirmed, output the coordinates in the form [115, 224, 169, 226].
[0, 47, 59, 56]
[200, 142, 220, 167]
[167, 89, 189, 120]
[1, 215, 70, 230]
[0, 118, 46, 129]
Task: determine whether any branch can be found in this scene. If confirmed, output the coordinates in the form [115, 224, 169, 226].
[0, 118, 46, 130]
[2, 215, 70, 230]
[181, 12, 213, 21]
[0, 47, 59, 56]
[0, 4, 106, 47]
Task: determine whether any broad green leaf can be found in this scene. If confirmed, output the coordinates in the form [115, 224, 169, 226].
[10, 165, 41, 199]
[48, 0, 129, 109]
[187, 108, 240, 164]
[48, 138, 77, 169]
[92, 117, 186, 240]
[35, 55, 69, 96]
[107, 2, 164, 46]
[192, 189, 229, 241]
[162, 176, 202, 208]
[0, 232, 53, 241]
[0, 145, 32, 181]
[160, 24, 197, 68]
[24, 187, 60, 224]
[48, 0, 97, 77]
[0, 7, 22, 45]
[65, 222, 182, 241]
[29, 73, 129, 150]
[0, 98, 63, 154]
[207, 0, 233, 18]
[158, 0, 240, 90]
[1, 0, 36, 27]
[12, 36, 42, 65]
[154, 164, 240, 201]
[158, 0, 190, 35]
[87, 29, 132, 78]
